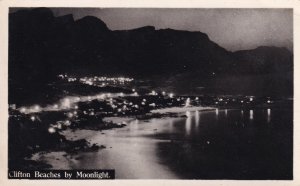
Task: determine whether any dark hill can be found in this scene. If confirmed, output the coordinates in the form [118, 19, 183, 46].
[9, 8, 293, 104]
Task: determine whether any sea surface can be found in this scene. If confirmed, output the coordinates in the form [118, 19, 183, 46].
[35, 106, 293, 179]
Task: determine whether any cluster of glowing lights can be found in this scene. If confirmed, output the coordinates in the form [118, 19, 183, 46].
[150, 90, 175, 98]
[60, 74, 134, 84]
[150, 90, 158, 96]
[217, 97, 230, 103]
[73, 96, 144, 114]
[19, 105, 41, 114]
[48, 120, 72, 133]
[148, 89, 174, 98]
[214, 96, 259, 105]
[68, 78, 77, 82]
[79, 76, 134, 86]
[58, 74, 77, 82]
[58, 74, 67, 79]
[16, 76, 280, 136]
[18, 93, 113, 114]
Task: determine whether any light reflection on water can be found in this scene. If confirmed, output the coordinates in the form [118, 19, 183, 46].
[215, 108, 219, 119]
[168, 119, 174, 132]
[267, 108, 271, 123]
[46, 107, 291, 179]
[185, 111, 192, 135]
[195, 110, 200, 127]
[249, 110, 254, 120]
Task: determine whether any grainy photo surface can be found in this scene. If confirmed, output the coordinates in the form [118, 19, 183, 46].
[8, 8, 293, 179]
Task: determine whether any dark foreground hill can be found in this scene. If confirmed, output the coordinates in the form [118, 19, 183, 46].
[9, 8, 293, 104]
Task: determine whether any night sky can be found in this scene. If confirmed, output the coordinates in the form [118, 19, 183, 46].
[9, 8, 293, 51]
[49, 8, 293, 52]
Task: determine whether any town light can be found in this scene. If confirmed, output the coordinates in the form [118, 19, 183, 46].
[62, 98, 71, 108]
[34, 105, 40, 111]
[30, 116, 35, 121]
[20, 107, 26, 113]
[48, 127, 56, 133]
[149, 103, 156, 107]
[65, 120, 71, 126]
[67, 112, 73, 118]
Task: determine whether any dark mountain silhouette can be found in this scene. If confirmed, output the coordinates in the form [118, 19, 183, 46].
[9, 8, 293, 104]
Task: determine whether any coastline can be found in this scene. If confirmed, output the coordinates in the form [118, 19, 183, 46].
[29, 106, 215, 174]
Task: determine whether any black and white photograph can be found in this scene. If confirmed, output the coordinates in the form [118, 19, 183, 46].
[4, 4, 295, 181]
